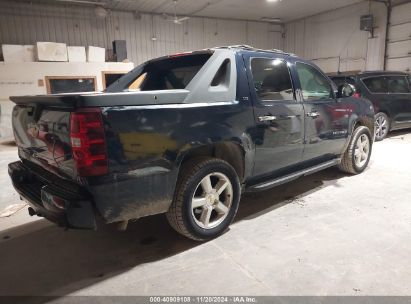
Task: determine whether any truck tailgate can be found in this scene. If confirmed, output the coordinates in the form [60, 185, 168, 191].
[11, 101, 75, 179]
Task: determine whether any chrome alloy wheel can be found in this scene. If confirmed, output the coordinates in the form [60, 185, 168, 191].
[354, 134, 370, 168]
[191, 172, 233, 230]
[375, 115, 388, 140]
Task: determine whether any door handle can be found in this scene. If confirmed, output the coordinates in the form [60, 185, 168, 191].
[258, 115, 277, 122]
[307, 112, 320, 119]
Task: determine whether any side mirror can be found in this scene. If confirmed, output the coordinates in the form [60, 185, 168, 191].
[337, 83, 356, 98]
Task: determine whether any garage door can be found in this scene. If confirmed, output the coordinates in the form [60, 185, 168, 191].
[386, 2, 411, 72]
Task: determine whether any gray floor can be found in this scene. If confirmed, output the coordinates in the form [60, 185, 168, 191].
[1, 131, 411, 296]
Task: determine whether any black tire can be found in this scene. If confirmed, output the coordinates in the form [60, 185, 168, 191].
[338, 126, 373, 175]
[166, 158, 241, 241]
[374, 112, 390, 141]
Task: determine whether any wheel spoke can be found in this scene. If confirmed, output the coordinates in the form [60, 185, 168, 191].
[215, 179, 229, 195]
[200, 206, 212, 227]
[215, 201, 229, 215]
[192, 197, 207, 209]
[354, 134, 370, 166]
[191, 172, 234, 230]
[361, 136, 367, 147]
[201, 175, 213, 193]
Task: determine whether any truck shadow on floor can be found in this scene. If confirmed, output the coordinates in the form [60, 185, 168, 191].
[386, 128, 411, 139]
[0, 168, 345, 301]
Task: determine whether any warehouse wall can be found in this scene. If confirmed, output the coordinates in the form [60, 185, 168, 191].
[284, 1, 388, 73]
[386, 1, 411, 72]
[0, 1, 283, 65]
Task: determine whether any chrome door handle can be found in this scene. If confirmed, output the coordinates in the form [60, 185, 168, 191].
[258, 115, 277, 122]
[307, 112, 320, 118]
[279, 115, 297, 120]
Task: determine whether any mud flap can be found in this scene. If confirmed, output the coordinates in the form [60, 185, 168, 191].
[66, 201, 97, 230]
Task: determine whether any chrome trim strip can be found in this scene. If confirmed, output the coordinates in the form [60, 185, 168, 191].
[102, 100, 240, 111]
[252, 159, 340, 190]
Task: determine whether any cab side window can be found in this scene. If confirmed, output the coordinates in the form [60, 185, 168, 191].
[251, 58, 294, 101]
[362, 77, 387, 93]
[296, 63, 333, 100]
[386, 76, 410, 93]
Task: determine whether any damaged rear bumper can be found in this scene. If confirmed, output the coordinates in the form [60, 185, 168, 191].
[8, 161, 96, 229]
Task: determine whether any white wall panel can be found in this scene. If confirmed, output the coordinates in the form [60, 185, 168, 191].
[387, 2, 411, 72]
[0, 1, 282, 65]
[284, 1, 387, 73]
[391, 2, 411, 25]
[386, 57, 411, 72]
[389, 23, 411, 42]
[387, 40, 411, 58]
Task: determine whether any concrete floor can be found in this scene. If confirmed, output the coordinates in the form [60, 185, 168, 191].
[0, 131, 411, 297]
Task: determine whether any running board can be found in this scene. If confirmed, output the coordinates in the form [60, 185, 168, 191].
[249, 158, 341, 192]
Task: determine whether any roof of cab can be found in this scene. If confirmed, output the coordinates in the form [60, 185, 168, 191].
[210, 45, 297, 57]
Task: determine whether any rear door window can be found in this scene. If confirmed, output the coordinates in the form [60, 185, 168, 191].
[250, 58, 294, 101]
[386, 76, 411, 93]
[362, 77, 387, 93]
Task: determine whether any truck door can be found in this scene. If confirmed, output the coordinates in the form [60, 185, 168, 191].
[294, 62, 349, 162]
[244, 54, 305, 177]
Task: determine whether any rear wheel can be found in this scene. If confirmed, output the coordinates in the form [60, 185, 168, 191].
[375, 112, 390, 141]
[338, 126, 372, 174]
[166, 158, 241, 241]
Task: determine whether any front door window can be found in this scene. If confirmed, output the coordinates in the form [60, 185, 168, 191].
[296, 63, 333, 100]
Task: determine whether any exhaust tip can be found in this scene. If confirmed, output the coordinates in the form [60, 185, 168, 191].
[28, 207, 36, 216]
[117, 220, 128, 231]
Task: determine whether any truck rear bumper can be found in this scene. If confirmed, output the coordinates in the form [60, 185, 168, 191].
[8, 161, 96, 229]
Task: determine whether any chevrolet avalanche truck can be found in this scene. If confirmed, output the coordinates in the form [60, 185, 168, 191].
[8, 46, 375, 241]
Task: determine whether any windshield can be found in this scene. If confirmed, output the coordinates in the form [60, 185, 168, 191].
[106, 52, 213, 93]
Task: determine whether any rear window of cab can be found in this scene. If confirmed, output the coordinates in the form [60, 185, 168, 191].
[105, 52, 214, 92]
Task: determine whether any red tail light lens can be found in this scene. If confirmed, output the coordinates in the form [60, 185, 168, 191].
[70, 108, 108, 177]
[353, 92, 361, 98]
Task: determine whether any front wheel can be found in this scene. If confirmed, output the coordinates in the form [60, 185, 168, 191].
[338, 126, 373, 175]
[166, 158, 241, 241]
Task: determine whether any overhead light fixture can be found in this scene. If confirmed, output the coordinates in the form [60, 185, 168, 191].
[260, 17, 283, 23]
[266, 0, 282, 2]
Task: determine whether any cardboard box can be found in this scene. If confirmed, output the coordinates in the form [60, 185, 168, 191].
[67, 46, 86, 62]
[23, 45, 36, 62]
[2, 45, 35, 62]
[36, 42, 67, 62]
[87, 46, 105, 62]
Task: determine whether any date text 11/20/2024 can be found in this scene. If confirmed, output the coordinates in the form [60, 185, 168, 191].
[149, 296, 257, 303]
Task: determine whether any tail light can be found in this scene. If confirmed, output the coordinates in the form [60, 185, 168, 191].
[70, 108, 108, 177]
[353, 91, 361, 99]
